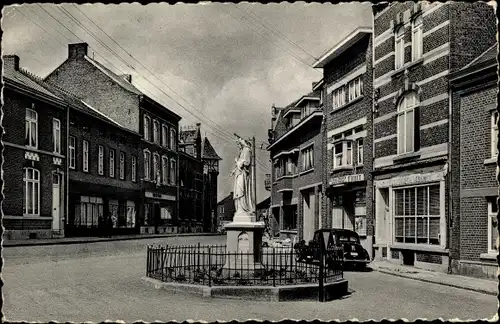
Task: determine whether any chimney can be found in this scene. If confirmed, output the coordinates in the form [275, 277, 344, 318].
[196, 122, 201, 128]
[68, 43, 88, 59]
[121, 74, 132, 83]
[3, 55, 20, 71]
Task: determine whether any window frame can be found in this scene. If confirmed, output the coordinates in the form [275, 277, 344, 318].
[332, 86, 346, 111]
[170, 129, 177, 150]
[162, 155, 169, 184]
[143, 115, 151, 141]
[69, 136, 76, 169]
[394, 25, 405, 70]
[119, 151, 125, 180]
[153, 153, 160, 183]
[53, 118, 61, 154]
[25, 108, 38, 149]
[411, 14, 423, 62]
[491, 111, 498, 158]
[170, 158, 177, 185]
[301, 146, 314, 172]
[332, 139, 353, 169]
[153, 119, 160, 144]
[162, 124, 168, 147]
[131, 155, 137, 182]
[347, 77, 363, 102]
[144, 150, 151, 180]
[109, 149, 115, 178]
[488, 199, 498, 254]
[82, 140, 89, 173]
[98, 145, 104, 175]
[397, 92, 419, 155]
[23, 167, 40, 216]
[357, 138, 364, 165]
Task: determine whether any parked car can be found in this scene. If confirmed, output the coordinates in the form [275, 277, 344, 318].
[294, 228, 370, 270]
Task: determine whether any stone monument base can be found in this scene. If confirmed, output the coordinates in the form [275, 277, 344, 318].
[222, 218, 266, 278]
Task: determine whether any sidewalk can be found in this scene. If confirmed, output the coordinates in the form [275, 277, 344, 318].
[371, 261, 498, 296]
[2, 232, 224, 248]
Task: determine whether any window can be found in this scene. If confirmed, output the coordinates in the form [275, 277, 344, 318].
[153, 120, 160, 144]
[348, 77, 363, 102]
[82, 140, 89, 172]
[161, 206, 173, 220]
[75, 196, 103, 227]
[143, 115, 150, 141]
[25, 108, 38, 148]
[394, 184, 441, 245]
[109, 149, 115, 178]
[97, 145, 104, 175]
[397, 92, 418, 155]
[319, 90, 324, 106]
[162, 156, 169, 184]
[333, 139, 353, 169]
[170, 129, 177, 150]
[119, 152, 125, 180]
[131, 155, 137, 182]
[144, 150, 151, 180]
[69, 136, 76, 169]
[286, 155, 297, 175]
[357, 138, 364, 165]
[492, 111, 498, 157]
[23, 168, 40, 215]
[395, 26, 405, 69]
[53, 118, 61, 154]
[170, 158, 177, 184]
[302, 146, 314, 171]
[274, 159, 282, 179]
[126, 200, 136, 228]
[411, 14, 423, 61]
[332, 87, 345, 110]
[488, 199, 498, 253]
[162, 124, 168, 147]
[153, 153, 160, 183]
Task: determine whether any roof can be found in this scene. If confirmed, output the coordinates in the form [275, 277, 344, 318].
[449, 44, 498, 82]
[217, 192, 233, 205]
[256, 197, 270, 209]
[84, 56, 142, 95]
[313, 27, 372, 68]
[462, 44, 498, 70]
[3, 66, 64, 104]
[202, 137, 222, 160]
[179, 126, 200, 144]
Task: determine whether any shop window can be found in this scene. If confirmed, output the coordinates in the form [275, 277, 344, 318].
[161, 206, 173, 220]
[488, 198, 498, 254]
[23, 167, 40, 216]
[75, 196, 103, 227]
[394, 184, 441, 245]
[108, 200, 119, 228]
[397, 92, 419, 155]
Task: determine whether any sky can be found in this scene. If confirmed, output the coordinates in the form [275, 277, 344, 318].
[1, 2, 372, 202]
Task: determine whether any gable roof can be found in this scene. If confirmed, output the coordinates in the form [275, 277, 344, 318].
[217, 192, 233, 205]
[450, 43, 498, 82]
[179, 126, 200, 144]
[83, 56, 142, 95]
[202, 137, 222, 160]
[462, 44, 498, 70]
[3, 65, 64, 104]
[256, 197, 270, 209]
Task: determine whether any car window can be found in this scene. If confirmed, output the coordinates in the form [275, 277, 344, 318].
[322, 232, 330, 247]
[338, 235, 358, 242]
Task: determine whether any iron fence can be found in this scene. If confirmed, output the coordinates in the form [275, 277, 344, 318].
[146, 243, 343, 287]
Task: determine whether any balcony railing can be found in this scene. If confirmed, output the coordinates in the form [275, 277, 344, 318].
[274, 176, 294, 192]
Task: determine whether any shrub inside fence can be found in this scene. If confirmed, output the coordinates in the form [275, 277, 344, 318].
[146, 243, 343, 287]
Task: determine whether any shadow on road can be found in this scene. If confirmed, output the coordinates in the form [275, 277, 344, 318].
[343, 266, 374, 273]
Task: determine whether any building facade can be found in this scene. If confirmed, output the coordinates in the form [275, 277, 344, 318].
[45, 43, 182, 234]
[371, 1, 496, 272]
[267, 88, 323, 243]
[2, 55, 68, 240]
[313, 27, 374, 257]
[201, 137, 222, 233]
[449, 45, 498, 279]
[217, 192, 235, 230]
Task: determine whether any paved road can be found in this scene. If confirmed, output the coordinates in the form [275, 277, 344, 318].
[2, 235, 497, 322]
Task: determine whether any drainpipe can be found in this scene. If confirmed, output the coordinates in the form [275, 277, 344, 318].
[65, 104, 70, 237]
[447, 3, 453, 274]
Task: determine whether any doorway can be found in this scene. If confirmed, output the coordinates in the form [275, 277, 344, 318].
[302, 190, 315, 242]
[52, 173, 61, 231]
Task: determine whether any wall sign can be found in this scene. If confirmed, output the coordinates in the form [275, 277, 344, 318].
[329, 174, 365, 186]
[145, 191, 176, 201]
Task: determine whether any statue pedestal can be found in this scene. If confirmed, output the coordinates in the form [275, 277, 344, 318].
[222, 217, 265, 277]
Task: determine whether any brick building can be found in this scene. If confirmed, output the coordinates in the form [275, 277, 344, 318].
[201, 137, 222, 233]
[45, 43, 182, 234]
[371, 2, 496, 272]
[313, 27, 374, 257]
[267, 88, 323, 243]
[2, 55, 67, 240]
[449, 44, 498, 279]
[217, 192, 235, 229]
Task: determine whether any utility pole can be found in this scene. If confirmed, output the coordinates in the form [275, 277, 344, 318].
[252, 136, 257, 217]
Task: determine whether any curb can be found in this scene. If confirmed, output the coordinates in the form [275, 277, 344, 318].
[2, 233, 224, 248]
[375, 268, 497, 296]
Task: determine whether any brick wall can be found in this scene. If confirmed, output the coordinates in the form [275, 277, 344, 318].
[460, 197, 488, 261]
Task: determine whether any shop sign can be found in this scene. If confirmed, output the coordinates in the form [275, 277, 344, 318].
[329, 174, 365, 186]
[145, 191, 176, 201]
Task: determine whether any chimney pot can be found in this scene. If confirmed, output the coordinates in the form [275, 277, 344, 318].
[68, 43, 88, 59]
[3, 55, 20, 71]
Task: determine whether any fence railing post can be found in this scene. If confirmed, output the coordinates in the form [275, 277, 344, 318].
[272, 248, 276, 287]
[146, 245, 150, 277]
[161, 246, 165, 282]
[208, 246, 212, 287]
[318, 247, 324, 302]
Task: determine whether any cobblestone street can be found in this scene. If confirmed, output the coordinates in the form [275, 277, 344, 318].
[2, 235, 497, 322]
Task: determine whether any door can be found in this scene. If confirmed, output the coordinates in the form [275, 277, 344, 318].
[375, 188, 390, 245]
[52, 174, 61, 231]
[302, 190, 315, 242]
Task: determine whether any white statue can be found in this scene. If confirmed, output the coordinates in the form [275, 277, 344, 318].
[231, 137, 254, 217]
